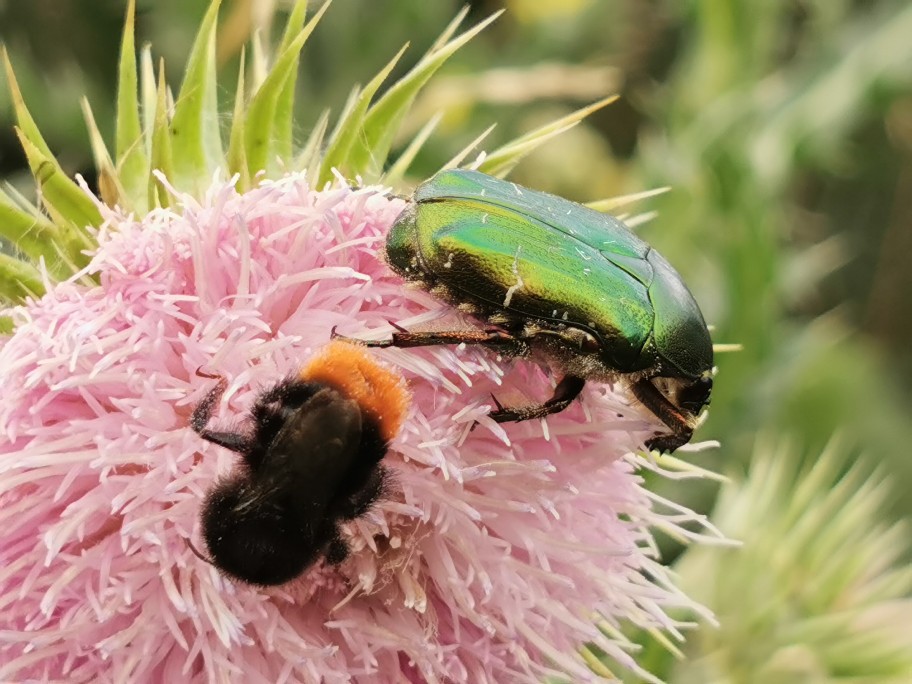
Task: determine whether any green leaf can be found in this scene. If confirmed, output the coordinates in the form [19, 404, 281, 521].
[318, 43, 409, 185]
[226, 47, 250, 189]
[383, 111, 443, 187]
[115, 0, 150, 213]
[244, 0, 332, 176]
[476, 96, 617, 177]
[0, 189, 64, 266]
[248, 29, 268, 94]
[273, 0, 311, 162]
[475, 123, 578, 178]
[586, 187, 671, 213]
[1, 47, 55, 162]
[169, 0, 223, 192]
[427, 5, 471, 53]
[2, 48, 96, 269]
[13, 130, 101, 240]
[441, 123, 496, 171]
[139, 45, 157, 146]
[311, 86, 359, 184]
[277, 0, 310, 53]
[150, 61, 175, 208]
[295, 109, 330, 182]
[115, 0, 142, 158]
[0, 252, 45, 303]
[81, 98, 123, 209]
[351, 11, 503, 179]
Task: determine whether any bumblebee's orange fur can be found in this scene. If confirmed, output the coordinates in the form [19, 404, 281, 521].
[301, 340, 410, 443]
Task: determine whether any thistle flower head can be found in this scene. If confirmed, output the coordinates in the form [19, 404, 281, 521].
[0, 2, 721, 681]
[0, 172, 719, 683]
[668, 438, 912, 683]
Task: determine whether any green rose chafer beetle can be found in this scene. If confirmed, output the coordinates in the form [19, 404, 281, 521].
[341, 169, 714, 453]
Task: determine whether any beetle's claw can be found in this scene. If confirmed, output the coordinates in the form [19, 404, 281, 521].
[330, 326, 370, 345]
[330, 325, 368, 343]
[389, 320, 410, 333]
[195, 366, 222, 381]
[644, 431, 687, 454]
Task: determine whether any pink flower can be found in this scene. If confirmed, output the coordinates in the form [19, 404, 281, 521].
[0, 174, 710, 683]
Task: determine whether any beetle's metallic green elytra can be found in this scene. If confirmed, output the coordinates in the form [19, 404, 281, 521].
[372, 169, 712, 452]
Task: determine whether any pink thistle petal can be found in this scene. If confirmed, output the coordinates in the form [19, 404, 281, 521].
[0, 173, 716, 682]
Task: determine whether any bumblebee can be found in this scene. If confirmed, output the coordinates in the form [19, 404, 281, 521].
[190, 341, 409, 586]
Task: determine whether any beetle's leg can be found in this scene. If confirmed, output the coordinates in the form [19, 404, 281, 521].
[190, 375, 251, 453]
[488, 375, 586, 423]
[331, 325, 529, 354]
[628, 378, 693, 453]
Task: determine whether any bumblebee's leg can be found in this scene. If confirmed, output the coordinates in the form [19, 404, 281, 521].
[190, 374, 226, 433]
[332, 325, 529, 356]
[336, 465, 388, 520]
[488, 375, 586, 423]
[192, 427, 251, 454]
[324, 529, 350, 565]
[628, 378, 693, 453]
[190, 374, 251, 453]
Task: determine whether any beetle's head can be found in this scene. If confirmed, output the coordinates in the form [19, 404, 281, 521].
[677, 372, 713, 416]
[653, 371, 713, 420]
[385, 205, 420, 276]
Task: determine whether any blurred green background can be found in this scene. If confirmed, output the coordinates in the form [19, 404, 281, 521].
[3, 0, 911, 680]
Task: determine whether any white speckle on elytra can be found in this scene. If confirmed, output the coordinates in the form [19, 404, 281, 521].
[502, 245, 524, 308]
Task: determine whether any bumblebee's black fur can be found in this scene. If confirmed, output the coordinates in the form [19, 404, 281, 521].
[190, 376, 390, 586]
